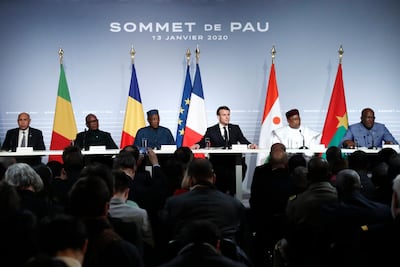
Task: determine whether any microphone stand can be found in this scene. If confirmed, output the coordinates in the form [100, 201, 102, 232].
[83, 128, 87, 151]
[298, 129, 308, 149]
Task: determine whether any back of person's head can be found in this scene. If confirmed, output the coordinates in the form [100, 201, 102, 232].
[335, 169, 361, 197]
[291, 166, 308, 194]
[180, 220, 221, 248]
[62, 146, 84, 173]
[46, 160, 63, 178]
[112, 170, 131, 194]
[348, 150, 369, 170]
[121, 145, 140, 161]
[67, 176, 110, 218]
[377, 147, 398, 165]
[307, 156, 330, 183]
[187, 158, 214, 185]
[325, 146, 342, 163]
[288, 153, 306, 173]
[269, 148, 288, 168]
[0, 181, 20, 216]
[39, 214, 87, 257]
[113, 150, 136, 170]
[5, 162, 43, 192]
[388, 154, 400, 180]
[174, 146, 194, 165]
[79, 163, 114, 198]
[371, 162, 389, 187]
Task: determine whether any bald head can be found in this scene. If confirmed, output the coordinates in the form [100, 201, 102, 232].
[335, 169, 361, 196]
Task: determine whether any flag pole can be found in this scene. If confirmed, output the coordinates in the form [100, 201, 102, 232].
[186, 48, 191, 66]
[271, 45, 276, 64]
[338, 45, 344, 63]
[130, 45, 135, 64]
[196, 45, 200, 64]
[58, 48, 64, 64]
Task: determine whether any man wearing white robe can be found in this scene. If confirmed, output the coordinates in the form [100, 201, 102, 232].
[272, 109, 321, 149]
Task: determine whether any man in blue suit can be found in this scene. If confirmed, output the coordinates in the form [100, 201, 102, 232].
[192, 106, 257, 195]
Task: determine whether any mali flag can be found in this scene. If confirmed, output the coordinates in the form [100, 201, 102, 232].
[49, 63, 78, 163]
[120, 63, 145, 149]
[320, 63, 348, 148]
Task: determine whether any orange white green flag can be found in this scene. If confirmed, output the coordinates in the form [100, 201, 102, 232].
[256, 62, 283, 166]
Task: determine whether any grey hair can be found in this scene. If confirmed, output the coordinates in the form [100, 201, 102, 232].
[5, 163, 43, 192]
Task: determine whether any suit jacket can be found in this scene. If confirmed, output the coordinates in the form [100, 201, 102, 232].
[160, 184, 247, 244]
[74, 129, 118, 150]
[1, 127, 45, 151]
[196, 123, 251, 149]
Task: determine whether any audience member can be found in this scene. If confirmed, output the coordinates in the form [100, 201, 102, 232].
[5, 162, 57, 219]
[109, 169, 154, 249]
[191, 106, 257, 195]
[67, 175, 144, 267]
[370, 162, 392, 205]
[163, 146, 194, 196]
[159, 220, 248, 267]
[249, 143, 293, 267]
[159, 158, 249, 264]
[35, 214, 88, 267]
[341, 107, 398, 148]
[0, 181, 39, 267]
[284, 156, 337, 266]
[113, 148, 168, 264]
[272, 109, 321, 149]
[1, 112, 46, 166]
[134, 109, 175, 150]
[347, 150, 376, 200]
[51, 146, 85, 208]
[321, 169, 392, 266]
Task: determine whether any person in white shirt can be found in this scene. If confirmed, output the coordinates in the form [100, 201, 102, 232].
[272, 109, 321, 149]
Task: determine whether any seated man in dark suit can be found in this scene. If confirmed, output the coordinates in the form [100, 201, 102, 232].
[74, 113, 118, 167]
[159, 158, 249, 262]
[1, 112, 46, 166]
[191, 106, 257, 195]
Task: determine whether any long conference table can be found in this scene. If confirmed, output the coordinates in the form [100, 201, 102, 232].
[0, 146, 397, 201]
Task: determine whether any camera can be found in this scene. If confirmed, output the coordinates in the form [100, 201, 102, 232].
[139, 147, 147, 156]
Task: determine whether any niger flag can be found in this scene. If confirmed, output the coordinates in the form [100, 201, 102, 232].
[256, 63, 282, 166]
[49, 63, 77, 163]
[321, 63, 348, 148]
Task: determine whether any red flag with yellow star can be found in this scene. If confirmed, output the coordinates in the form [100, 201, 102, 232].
[321, 63, 348, 147]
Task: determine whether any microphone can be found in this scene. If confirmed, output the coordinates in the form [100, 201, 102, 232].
[298, 129, 308, 149]
[82, 128, 87, 151]
[369, 131, 376, 149]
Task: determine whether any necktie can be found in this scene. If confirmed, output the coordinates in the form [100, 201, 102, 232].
[21, 131, 26, 147]
[223, 126, 229, 147]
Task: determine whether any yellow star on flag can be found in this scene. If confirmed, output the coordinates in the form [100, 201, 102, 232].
[336, 112, 348, 130]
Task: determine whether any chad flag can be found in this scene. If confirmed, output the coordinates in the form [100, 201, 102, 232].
[120, 63, 145, 149]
